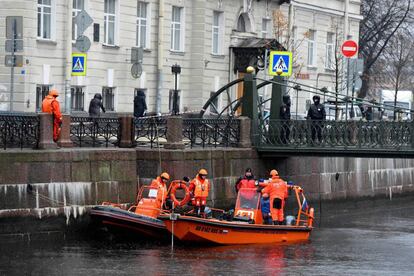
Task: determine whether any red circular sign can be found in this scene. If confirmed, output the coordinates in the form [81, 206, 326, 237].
[341, 40, 358, 57]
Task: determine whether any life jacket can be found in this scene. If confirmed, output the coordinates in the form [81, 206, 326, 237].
[193, 177, 209, 198]
[150, 177, 167, 202]
[238, 178, 255, 190]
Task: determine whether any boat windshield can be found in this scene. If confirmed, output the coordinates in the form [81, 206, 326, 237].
[237, 189, 260, 210]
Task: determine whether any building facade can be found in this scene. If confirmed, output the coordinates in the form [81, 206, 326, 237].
[0, 0, 361, 115]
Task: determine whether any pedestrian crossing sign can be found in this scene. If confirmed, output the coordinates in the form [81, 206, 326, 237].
[72, 53, 87, 76]
[268, 51, 292, 77]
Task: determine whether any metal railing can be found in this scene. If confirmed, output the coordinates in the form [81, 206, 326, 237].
[0, 113, 40, 150]
[70, 116, 120, 147]
[258, 119, 414, 151]
[133, 117, 168, 148]
[183, 118, 240, 148]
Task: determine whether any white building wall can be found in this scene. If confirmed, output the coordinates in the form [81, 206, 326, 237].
[0, 0, 361, 115]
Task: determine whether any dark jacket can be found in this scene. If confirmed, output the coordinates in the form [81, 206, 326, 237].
[134, 91, 147, 117]
[260, 197, 271, 214]
[280, 104, 291, 120]
[307, 103, 326, 120]
[88, 93, 105, 117]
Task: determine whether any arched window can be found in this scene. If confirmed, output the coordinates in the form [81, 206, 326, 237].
[237, 14, 247, 32]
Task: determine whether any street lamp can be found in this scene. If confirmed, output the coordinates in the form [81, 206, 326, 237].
[171, 64, 181, 115]
[350, 71, 363, 118]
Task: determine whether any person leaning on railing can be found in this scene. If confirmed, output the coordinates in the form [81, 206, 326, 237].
[41, 89, 62, 142]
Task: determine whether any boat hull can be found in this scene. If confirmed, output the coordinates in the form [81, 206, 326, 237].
[90, 205, 168, 240]
[161, 215, 312, 245]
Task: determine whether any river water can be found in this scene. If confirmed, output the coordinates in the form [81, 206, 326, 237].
[1, 196, 414, 275]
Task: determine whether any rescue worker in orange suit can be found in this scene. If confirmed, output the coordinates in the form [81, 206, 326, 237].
[189, 169, 210, 216]
[150, 172, 170, 210]
[261, 170, 288, 225]
[41, 89, 62, 142]
[235, 168, 256, 193]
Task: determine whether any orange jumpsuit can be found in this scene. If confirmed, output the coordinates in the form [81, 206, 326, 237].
[262, 177, 288, 222]
[150, 177, 168, 209]
[189, 176, 209, 209]
[41, 95, 62, 142]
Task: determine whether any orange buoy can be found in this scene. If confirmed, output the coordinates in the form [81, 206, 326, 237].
[170, 181, 191, 207]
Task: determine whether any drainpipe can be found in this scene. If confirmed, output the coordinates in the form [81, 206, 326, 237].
[64, 0, 72, 113]
[156, 0, 165, 115]
[288, 1, 294, 51]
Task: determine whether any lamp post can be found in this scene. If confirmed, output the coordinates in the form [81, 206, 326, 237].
[350, 71, 362, 118]
[171, 64, 181, 115]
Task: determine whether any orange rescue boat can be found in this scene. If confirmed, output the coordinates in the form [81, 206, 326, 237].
[90, 181, 183, 240]
[160, 186, 314, 245]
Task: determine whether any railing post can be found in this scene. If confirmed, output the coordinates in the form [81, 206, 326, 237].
[118, 114, 134, 148]
[164, 116, 185, 149]
[58, 114, 73, 148]
[38, 113, 58, 149]
[238, 116, 251, 148]
[242, 67, 259, 145]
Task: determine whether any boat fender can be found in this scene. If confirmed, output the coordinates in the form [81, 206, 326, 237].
[170, 181, 191, 207]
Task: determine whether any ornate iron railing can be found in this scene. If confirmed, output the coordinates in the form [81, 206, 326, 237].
[0, 113, 40, 150]
[133, 117, 168, 148]
[258, 119, 414, 151]
[70, 116, 120, 147]
[183, 118, 240, 148]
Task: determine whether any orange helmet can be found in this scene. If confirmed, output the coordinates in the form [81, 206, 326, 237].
[49, 89, 59, 97]
[198, 169, 208, 176]
[270, 169, 279, 177]
[160, 172, 170, 180]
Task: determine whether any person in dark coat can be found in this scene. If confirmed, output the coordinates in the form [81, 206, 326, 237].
[134, 90, 147, 118]
[88, 93, 106, 117]
[307, 95, 326, 143]
[280, 95, 291, 144]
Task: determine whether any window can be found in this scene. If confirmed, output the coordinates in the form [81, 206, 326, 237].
[212, 11, 224, 55]
[169, 90, 181, 113]
[307, 30, 316, 66]
[71, 86, 84, 111]
[237, 14, 246, 32]
[261, 18, 270, 38]
[37, 0, 52, 39]
[171, 6, 184, 51]
[36, 85, 50, 111]
[325, 32, 334, 69]
[209, 92, 221, 114]
[104, 0, 116, 45]
[137, 1, 150, 48]
[102, 87, 115, 111]
[72, 0, 85, 40]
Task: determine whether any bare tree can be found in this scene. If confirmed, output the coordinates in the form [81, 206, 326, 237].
[380, 30, 414, 119]
[359, 0, 411, 98]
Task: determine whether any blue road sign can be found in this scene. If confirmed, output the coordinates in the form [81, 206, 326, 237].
[268, 51, 292, 77]
[72, 53, 87, 76]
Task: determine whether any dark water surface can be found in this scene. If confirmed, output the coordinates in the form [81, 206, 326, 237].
[1, 197, 414, 275]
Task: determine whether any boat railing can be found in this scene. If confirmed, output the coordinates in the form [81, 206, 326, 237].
[291, 185, 314, 227]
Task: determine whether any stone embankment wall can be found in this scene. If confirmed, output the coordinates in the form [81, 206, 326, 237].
[1, 148, 414, 238]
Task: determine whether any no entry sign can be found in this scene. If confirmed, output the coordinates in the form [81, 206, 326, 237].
[341, 40, 358, 58]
